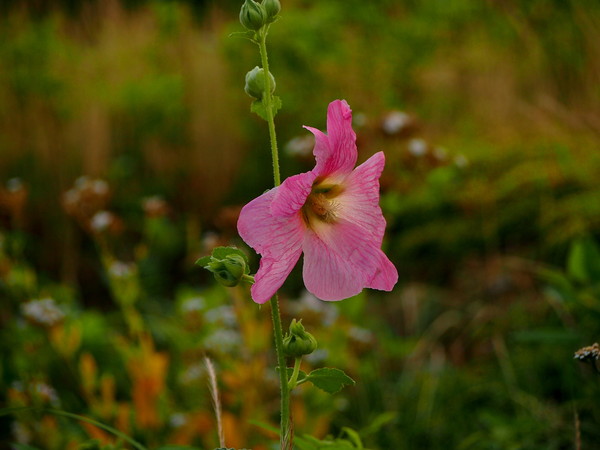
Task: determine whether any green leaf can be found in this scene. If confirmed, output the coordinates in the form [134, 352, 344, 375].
[248, 419, 279, 434]
[536, 266, 578, 303]
[567, 236, 600, 284]
[340, 427, 363, 449]
[195, 255, 211, 267]
[250, 96, 282, 121]
[359, 411, 397, 437]
[228, 30, 257, 42]
[294, 434, 359, 449]
[305, 368, 355, 394]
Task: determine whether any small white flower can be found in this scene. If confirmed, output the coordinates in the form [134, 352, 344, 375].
[204, 329, 241, 353]
[454, 154, 469, 168]
[433, 147, 448, 161]
[353, 112, 367, 127]
[285, 135, 314, 156]
[180, 363, 206, 384]
[90, 211, 114, 232]
[21, 298, 65, 327]
[205, 306, 237, 327]
[12, 421, 32, 444]
[169, 413, 188, 428]
[181, 296, 205, 313]
[75, 176, 90, 189]
[34, 382, 60, 405]
[348, 326, 374, 344]
[62, 189, 80, 206]
[382, 111, 410, 135]
[92, 179, 109, 196]
[109, 261, 135, 278]
[6, 177, 24, 192]
[408, 138, 427, 157]
[202, 232, 220, 250]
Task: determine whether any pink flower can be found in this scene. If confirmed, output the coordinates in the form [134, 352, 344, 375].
[238, 100, 398, 303]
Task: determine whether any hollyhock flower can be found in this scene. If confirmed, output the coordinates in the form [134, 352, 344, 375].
[238, 99, 398, 303]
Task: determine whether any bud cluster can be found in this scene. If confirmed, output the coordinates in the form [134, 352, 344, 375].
[239, 0, 281, 31]
[196, 247, 251, 288]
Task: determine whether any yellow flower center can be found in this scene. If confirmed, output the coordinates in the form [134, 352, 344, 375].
[302, 177, 343, 226]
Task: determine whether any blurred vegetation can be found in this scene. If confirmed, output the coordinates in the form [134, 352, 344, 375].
[1, 0, 600, 448]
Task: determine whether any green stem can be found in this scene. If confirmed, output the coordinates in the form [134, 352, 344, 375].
[258, 26, 291, 448]
[270, 294, 291, 447]
[258, 27, 281, 187]
[288, 357, 302, 390]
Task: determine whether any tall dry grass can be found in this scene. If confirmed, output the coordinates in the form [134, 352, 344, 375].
[0, 0, 246, 280]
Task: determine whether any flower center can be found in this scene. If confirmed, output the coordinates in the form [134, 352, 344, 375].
[302, 178, 343, 226]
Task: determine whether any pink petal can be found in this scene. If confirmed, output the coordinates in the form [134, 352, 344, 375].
[303, 100, 357, 177]
[302, 229, 368, 301]
[237, 188, 305, 304]
[302, 219, 383, 301]
[336, 151, 387, 245]
[366, 249, 398, 292]
[271, 171, 317, 217]
[251, 244, 303, 304]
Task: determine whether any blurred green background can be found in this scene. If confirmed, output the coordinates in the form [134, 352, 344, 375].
[1, 0, 600, 448]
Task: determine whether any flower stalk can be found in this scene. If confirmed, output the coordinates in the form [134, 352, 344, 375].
[256, 22, 291, 449]
[258, 27, 281, 187]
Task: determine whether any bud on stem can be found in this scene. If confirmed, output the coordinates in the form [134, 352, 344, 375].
[239, 0, 267, 31]
[245, 66, 276, 100]
[195, 247, 251, 288]
[283, 319, 318, 358]
[263, 0, 281, 23]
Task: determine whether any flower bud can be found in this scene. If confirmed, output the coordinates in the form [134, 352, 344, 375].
[208, 254, 247, 287]
[283, 319, 318, 358]
[263, 0, 281, 22]
[244, 66, 276, 100]
[239, 0, 266, 31]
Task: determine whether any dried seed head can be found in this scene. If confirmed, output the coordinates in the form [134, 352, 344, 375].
[574, 343, 600, 362]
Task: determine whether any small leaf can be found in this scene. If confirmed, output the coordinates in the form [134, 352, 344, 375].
[536, 267, 577, 303]
[359, 411, 397, 437]
[195, 256, 211, 267]
[228, 30, 257, 41]
[340, 427, 363, 449]
[196, 247, 250, 275]
[212, 247, 249, 266]
[305, 368, 355, 394]
[567, 236, 600, 284]
[250, 96, 282, 121]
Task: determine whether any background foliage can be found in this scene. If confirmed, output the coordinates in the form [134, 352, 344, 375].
[1, 0, 600, 448]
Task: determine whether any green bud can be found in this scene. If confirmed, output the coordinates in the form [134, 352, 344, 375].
[263, 0, 281, 22]
[244, 66, 276, 100]
[239, 0, 266, 31]
[208, 254, 247, 287]
[283, 319, 318, 358]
